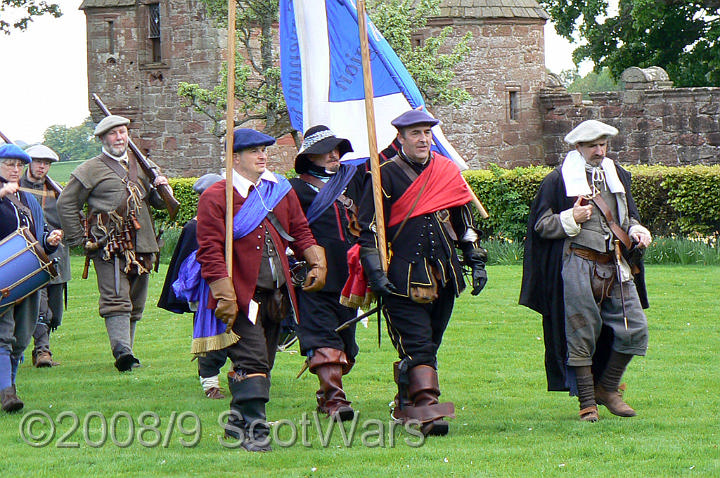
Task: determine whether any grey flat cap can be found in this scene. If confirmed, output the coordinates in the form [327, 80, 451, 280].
[193, 173, 224, 194]
[564, 120, 618, 145]
[25, 144, 60, 162]
[94, 115, 130, 137]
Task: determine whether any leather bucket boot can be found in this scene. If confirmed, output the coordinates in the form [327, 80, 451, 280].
[1, 385, 24, 413]
[391, 360, 411, 421]
[226, 372, 272, 452]
[596, 351, 636, 417]
[403, 365, 455, 436]
[309, 348, 354, 421]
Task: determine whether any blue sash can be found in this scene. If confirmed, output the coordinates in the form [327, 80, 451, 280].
[173, 174, 291, 353]
[305, 164, 357, 224]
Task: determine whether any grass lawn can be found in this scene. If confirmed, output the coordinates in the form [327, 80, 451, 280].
[1, 260, 718, 477]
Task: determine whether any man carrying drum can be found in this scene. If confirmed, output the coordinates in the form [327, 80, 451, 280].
[0, 144, 62, 412]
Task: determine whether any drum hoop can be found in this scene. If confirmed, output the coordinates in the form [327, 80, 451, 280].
[0, 227, 57, 277]
[3, 268, 51, 295]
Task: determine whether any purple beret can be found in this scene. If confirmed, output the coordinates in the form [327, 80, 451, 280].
[390, 109, 440, 130]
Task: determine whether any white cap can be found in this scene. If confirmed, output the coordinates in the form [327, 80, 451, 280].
[94, 115, 130, 137]
[25, 144, 60, 162]
[564, 120, 618, 145]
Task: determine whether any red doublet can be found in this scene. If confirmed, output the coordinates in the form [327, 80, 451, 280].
[196, 180, 317, 320]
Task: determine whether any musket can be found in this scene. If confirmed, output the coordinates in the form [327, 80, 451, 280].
[0, 128, 64, 198]
[91, 94, 180, 219]
[614, 240, 629, 330]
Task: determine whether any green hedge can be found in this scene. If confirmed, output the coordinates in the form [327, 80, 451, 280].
[155, 165, 720, 239]
[463, 164, 720, 240]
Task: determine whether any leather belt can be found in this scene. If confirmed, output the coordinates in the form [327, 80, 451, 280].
[571, 247, 614, 264]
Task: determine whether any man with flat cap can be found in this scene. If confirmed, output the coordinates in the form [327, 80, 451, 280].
[520, 119, 652, 422]
[158, 173, 230, 399]
[356, 108, 488, 436]
[57, 115, 170, 372]
[20, 144, 69, 368]
[196, 128, 326, 452]
[289, 125, 366, 421]
[0, 144, 62, 411]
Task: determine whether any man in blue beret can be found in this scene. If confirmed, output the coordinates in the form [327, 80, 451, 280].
[0, 143, 63, 412]
[57, 115, 171, 372]
[520, 120, 652, 422]
[355, 108, 488, 437]
[195, 128, 327, 451]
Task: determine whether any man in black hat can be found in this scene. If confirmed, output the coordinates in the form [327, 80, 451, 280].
[520, 120, 651, 422]
[356, 108, 488, 436]
[289, 125, 366, 421]
[57, 115, 170, 372]
[196, 128, 327, 452]
[20, 144, 68, 368]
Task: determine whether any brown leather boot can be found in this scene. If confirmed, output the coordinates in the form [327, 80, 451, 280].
[309, 348, 354, 421]
[595, 383, 636, 417]
[34, 351, 57, 368]
[399, 365, 454, 436]
[1, 385, 24, 413]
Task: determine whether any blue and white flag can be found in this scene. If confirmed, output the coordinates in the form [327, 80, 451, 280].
[279, 0, 467, 170]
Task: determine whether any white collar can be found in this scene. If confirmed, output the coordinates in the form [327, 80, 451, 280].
[560, 150, 625, 197]
[232, 169, 278, 198]
[102, 147, 129, 163]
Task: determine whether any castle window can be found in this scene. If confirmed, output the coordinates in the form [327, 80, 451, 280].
[509, 91, 518, 120]
[148, 3, 161, 62]
[107, 20, 114, 53]
[505, 84, 521, 122]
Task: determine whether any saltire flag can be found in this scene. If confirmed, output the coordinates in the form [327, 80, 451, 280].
[279, 0, 468, 170]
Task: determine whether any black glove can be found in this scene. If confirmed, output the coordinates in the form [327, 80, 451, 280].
[464, 246, 488, 296]
[359, 247, 399, 296]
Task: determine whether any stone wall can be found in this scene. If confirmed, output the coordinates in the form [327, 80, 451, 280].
[83, 0, 226, 176]
[539, 69, 720, 166]
[428, 18, 547, 169]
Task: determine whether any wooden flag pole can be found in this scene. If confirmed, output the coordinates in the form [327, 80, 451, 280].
[357, 0, 388, 269]
[223, 0, 237, 333]
[225, 0, 236, 275]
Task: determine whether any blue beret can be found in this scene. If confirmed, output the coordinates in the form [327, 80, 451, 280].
[0, 144, 32, 164]
[233, 128, 275, 152]
[193, 173, 224, 194]
[390, 109, 440, 129]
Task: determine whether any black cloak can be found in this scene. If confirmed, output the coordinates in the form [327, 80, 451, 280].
[519, 165, 648, 392]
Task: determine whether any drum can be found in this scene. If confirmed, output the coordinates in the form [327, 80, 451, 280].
[0, 227, 58, 309]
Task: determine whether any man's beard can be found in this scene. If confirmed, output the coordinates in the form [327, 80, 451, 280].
[106, 143, 128, 156]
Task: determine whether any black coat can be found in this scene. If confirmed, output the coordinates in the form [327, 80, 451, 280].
[357, 155, 472, 297]
[519, 165, 648, 392]
[289, 168, 364, 293]
[158, 219, 198, 314]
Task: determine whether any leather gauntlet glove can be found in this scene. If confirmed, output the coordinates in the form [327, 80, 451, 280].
[302, 245, 327, 292]
[208, 277, 238, 324]
[463, 246, 488, 295]
[359, 247, 399, 296]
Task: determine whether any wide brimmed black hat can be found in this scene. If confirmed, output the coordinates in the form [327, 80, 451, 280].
[294, 125, 353, 174]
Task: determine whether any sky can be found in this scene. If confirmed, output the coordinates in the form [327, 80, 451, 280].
[0, 0, 589, 144]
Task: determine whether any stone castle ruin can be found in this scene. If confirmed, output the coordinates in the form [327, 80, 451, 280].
[80, 0, 720, 175]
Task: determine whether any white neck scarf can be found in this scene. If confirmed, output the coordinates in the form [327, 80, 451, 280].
[560, 150, 625, 197]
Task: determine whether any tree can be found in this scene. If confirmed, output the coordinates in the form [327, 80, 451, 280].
[1, 0, 62, 34]
[177, 0, 471, 141]
[42, 116, 99, 162]
[562, 66, 621, 97]
[540, 0, 720, 87]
